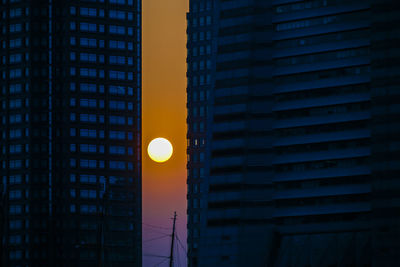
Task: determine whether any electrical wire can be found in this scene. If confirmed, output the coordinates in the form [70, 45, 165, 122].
[143, 234, 171, 244]
[153, 257, 169, 267]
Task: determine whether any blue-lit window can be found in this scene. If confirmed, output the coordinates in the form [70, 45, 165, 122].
[128, 42, 133, 50]
[10, 129, 22, 139]
[80, 68, 97, 77]
[80, 38, 97, 47]
[10, 69, 22, 79]
[99, 10, 105, 17]
[109, 100, 125, 110]
[128, 57, 133, 65]
[109, 25, 125, 34]
[80, 190, 97, 199]
[128, 147, 133, 155]
[80, 99, 97, 108]
[70, 37, 76, 46]
[80, 159, 97, 168]
[109, 10, 125, 20]
[128, 132, 133, 140]
[80, 129, 97, 138]
[9, 54, 22, 64]
[80, 114, 97, 123]
[109, 40, 125, 49]
[70, 144, 76, 152]
[80, 7, 97, 17]
[70, 113, 76, 121]
[70, 22, 76, 31]
[80, 53, 97, 62]
[109, 55, 125, 64]
[128, 103, 133, 110]
[70, 6, 76, 15]
[70, 52, 76, 61]
[127, 72, 133, 80]
[80, 22, 97, 32]
[80, 144, 97, 153]
[128, 12, 133, 20]
[109, 85, 125, 95]
[70, 159, 76, 167]
[9, 114, 22, 123]
[9, 99, 22, 109]
[80, 205, 97, 214]
[70, 67, 76, 76]
[127, 117, 133, 125]
[109, 131, 125, 140]
[80, 83, 96, 93]
[9, 24, 22, 33]
[110, 0, 126, 5]
[9, 84, 22, 94]
[109, 116, 125, 125]
[128, 27, 133, 35]
[9, 144, 22, 154]
[9, 39, 22, 48]
[80, 174, 96, 183]
[110, 146, 125, 155]
[70, 128, 76, 136]
[10, 8, 22, 18]
[109, 70, 125, 80]
[110, 161, 126, 170]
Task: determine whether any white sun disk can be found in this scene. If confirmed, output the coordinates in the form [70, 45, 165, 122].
[147, 138, 173, 163]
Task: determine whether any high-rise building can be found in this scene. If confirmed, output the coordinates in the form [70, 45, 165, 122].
[0, 0, 142, 266]
[186, 0, 400, 266]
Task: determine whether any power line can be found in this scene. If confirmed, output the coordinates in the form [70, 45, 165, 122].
[143, 234, 170, 244]
[176, 234, 187, 255]
[142, 222, 171, 231]
[144, 254, 169, 259]
[153, 257, 168, 267]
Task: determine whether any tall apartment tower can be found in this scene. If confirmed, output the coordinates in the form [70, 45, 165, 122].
[186, 0, 400, 266]
[0, 0, 142, 266]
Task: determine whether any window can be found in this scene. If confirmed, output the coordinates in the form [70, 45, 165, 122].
[80, 129, 97, 138]
[109, 40, 125, 49]
[109, 85, 125, 95]
[80, 38, 97, 47]
[110, 161, 126, 170]
[109, 116, 125, 125]
[80, 7, 97, 17]
[110, 146, 126, 155]
[80, 22, 97, 32]
[80, 53, 97, 62]
[80, 99, 97, 108]
[80, 144, 97, 153]
[80, 83, 97, 93]
[109, 55, 126, 64]
[109, 100, 125, 110]
[109, 70, 125, 80]
[109, 10, 125, 19]
[109, 131, 125, 140]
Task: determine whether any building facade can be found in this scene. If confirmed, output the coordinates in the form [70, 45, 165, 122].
[187, 0, 400, 266]
[0, 0, 142, 266]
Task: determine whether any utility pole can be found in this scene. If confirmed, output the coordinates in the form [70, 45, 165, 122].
[169, 212, 177, 267]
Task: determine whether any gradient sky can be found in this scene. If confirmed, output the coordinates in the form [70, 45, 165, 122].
[142, 0, 188, 266]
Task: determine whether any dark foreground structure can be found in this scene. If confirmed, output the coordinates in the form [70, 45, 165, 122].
[186, 0, 400, 266]
[0, 0, 142, 266]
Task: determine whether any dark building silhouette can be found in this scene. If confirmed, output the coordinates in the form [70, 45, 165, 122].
[186, 0, 400, 266]
[0, 0, 142, 266]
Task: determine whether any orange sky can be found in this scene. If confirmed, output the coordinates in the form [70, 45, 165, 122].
[142, 0, 188, 265]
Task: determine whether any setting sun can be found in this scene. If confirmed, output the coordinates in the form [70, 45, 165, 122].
[147, 138, 173, 163]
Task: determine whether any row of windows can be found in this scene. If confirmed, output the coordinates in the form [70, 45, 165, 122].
[275, 47, 370, 66]
[69, 68, 135, 80]
[190, 1, 212, 12]
[69, 113, 134, 125]
[190, 74, 212, 86]
[69, 144, 133, 155]
[80, 0, 134, 5]
[70, 174, 132, 185]
[190, 16, 212, 27]
[70, 159, 134, 170]
[70, 22, 134, 36]
[275, 11, 367, 32]
[274, 0, 350, 14]
[70, 128, 134, 140]
[70, 53, 134, 65]
[72, 37, 135, 50]
[70, 98, 134, 110]
[70, 7, 135, 20]
[190, 45, 212, 57]
[70, 83, 136, 96]
[188, 30, 212, 42]
[275, 157, 368, 172]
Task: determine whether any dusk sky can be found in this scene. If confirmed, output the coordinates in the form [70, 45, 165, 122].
[142, 0, 189, 266]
